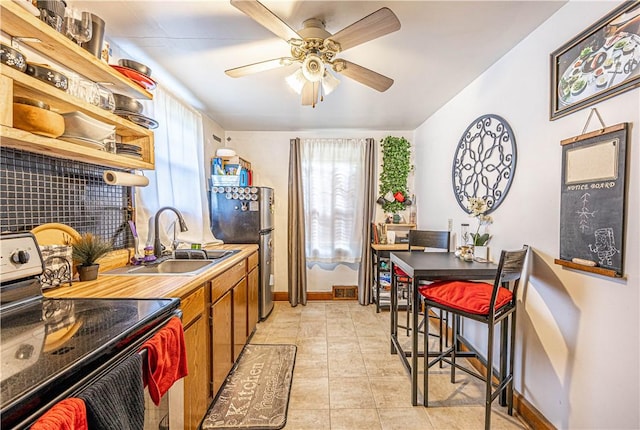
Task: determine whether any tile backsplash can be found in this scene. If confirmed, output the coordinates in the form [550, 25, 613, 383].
[0, 148, 133, 249]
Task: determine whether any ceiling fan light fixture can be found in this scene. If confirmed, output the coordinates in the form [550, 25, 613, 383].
[321, 70, 340, 96]
[301, 53, 324, 82]
[285, 68, 306, 95]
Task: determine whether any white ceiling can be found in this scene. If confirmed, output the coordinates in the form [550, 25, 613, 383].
[76, 1, 566, 131]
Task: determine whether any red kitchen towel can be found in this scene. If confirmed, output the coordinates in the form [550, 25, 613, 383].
[140, 316, 189, 405]
[31, 398, 88, 430]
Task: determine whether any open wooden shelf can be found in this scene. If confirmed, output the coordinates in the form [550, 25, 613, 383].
[0, 0, 152, 99]
[1, 125, 154, 170]
[1, 1, 156, 170]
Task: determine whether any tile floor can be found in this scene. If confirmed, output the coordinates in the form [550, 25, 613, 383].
[250, 301, 529, 430]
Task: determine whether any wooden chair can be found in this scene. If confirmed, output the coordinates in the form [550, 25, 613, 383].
[393, 230, 450, 340]
[418, 245, 528, 430]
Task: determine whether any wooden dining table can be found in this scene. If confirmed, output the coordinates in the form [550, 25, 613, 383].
[389, 251, 498, 406]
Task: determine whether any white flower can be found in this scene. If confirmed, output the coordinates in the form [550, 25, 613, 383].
[466, 197, 493, 246]
[467, 197, 488, 217]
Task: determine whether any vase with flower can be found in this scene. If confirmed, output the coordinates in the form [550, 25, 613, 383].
[467, 197, 493, 259]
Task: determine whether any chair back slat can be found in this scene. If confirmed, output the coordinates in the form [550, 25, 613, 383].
[408, 230, 450, 252]
[489, 246, 528, 314]
[496, 247, 528, 284]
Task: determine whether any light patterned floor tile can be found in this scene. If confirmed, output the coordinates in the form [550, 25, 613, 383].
[330, 408, 382, 430]
[378, 407, 435, 430]
[329, 377, 376, 409]
[289, 377, 330, 410]
[283, 409, 331, 429]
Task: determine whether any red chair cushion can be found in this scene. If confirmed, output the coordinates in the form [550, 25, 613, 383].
[394, 266, 408, 276]
[418, 281, 512, 315]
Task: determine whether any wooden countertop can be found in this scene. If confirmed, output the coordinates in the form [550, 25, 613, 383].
[371, 243, 411, 251]
[44, 244, 258, 300]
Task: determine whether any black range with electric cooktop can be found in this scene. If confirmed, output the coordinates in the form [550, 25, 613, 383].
[0, 232, 180, 429]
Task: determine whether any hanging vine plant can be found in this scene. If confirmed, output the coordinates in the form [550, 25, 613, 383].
[379, 136, 412, 214]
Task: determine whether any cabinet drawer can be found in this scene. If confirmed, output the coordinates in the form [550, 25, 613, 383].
[181, 286, 205, 327]
[248, 251, 258, 270]
[211, 260, 246, 302]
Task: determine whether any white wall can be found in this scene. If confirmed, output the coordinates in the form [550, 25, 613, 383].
[226, 129, 414, 293]
[413, 1, 639, 428]
[202, 114, 226, 180]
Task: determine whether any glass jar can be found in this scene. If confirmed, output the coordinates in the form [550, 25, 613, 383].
[460, 223, 470, 246]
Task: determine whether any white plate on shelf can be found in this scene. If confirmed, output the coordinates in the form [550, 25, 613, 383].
[59, 135, 106, 150]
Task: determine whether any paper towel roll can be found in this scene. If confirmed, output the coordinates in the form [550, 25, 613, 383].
[103, 171, 149, 187]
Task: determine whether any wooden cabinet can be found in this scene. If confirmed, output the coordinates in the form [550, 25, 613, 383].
[211, 290, 232, 396]
[0, 1, 154, 169]
[184, 316, 208, 430]
[247, 265, 259, 336]
[208, 252, 259, 397]
[232, 278, 247, 361]
[180, 286, 209, 430]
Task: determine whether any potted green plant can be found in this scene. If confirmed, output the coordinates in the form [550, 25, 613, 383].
[72, 233, 112, 281]
[378, 136, 413, 216]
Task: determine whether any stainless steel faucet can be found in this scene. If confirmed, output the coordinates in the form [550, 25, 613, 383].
[153, 206, 189, 257]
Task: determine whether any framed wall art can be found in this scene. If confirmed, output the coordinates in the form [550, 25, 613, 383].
[451, 114, 517, 214]
[550, 1, 640, 120]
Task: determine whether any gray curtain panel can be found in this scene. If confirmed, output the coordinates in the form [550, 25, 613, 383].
[358, 138, 376, 305]
[288, 138, 307, 306]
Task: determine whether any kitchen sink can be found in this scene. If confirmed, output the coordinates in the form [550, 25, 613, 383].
[105, 259, 215, 276]
[104, 249, 240, 276]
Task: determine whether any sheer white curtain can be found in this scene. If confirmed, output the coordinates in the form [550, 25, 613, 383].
[301, 138, 366, 264]
[134, 86, 216, 252]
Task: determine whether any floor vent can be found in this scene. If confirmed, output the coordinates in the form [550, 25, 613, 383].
[332, 285, 357, 300]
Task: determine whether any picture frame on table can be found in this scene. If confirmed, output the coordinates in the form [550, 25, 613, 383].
[550, 1, 640, 120]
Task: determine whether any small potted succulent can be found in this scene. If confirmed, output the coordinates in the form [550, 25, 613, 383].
[72, 233, 112, 281]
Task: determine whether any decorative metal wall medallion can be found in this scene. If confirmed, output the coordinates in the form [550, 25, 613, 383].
[452, 114, 517, 214]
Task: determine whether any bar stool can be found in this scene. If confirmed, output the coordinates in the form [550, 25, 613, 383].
[418, 245, 528, 430]
[393, 230, 450, 341]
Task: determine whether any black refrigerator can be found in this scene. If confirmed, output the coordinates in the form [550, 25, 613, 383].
[210, 186, 274, 320]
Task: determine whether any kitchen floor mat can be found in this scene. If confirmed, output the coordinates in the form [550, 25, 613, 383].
[200, 344, 297, 430]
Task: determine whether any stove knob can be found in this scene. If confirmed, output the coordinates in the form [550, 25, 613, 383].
[11, 250, 30, 264]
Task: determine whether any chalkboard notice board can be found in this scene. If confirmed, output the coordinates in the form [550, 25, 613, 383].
[558, 123, 628, 277]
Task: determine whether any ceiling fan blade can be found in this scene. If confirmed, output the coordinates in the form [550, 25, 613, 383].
[231, 0, 300, 42]
[301, 81, 319, 107]
[335, 60, 393, 92]
[225, 58, 293, 78]
[329, 7, 400, 52]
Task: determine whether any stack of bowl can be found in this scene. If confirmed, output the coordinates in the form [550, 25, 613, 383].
[13, 97, 65, 138]
[59, 111, 115, 150]
[112, 94, 144, 158]
[112, 87, 158, 130]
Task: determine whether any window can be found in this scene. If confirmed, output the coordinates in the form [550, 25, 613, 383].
[301, 138, 366, 264]
[135, 86, 216, 249]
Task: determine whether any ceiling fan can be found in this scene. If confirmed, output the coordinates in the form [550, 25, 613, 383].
[225, 0, 401, 107]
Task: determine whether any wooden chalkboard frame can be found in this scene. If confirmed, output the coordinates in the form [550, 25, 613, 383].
[555, 123, 628, 278]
